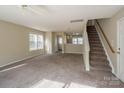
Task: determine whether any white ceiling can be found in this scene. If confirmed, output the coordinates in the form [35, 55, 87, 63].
[0, 5, 123, 32]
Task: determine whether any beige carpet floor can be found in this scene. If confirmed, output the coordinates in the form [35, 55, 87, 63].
[0, 53, 124, 88]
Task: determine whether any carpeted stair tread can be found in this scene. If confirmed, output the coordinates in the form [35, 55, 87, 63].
[90, 49, 104, 53]
[90, 46, 103, 49]
[90, 44, 103, 48]
[90, 54, 107, 59]
[89, 39, 100, 41]
[90, 58, 108, 62]
[90, 53, 106, 57]
[91, 61, 109, 66]
[90, 49, 105, 53]
[91, 65, 112, 71]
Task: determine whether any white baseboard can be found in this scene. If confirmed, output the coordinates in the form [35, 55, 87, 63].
[0, 54, 42, 68]
[95, 25, 115, 74]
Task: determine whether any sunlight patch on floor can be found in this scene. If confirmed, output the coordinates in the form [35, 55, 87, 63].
[31, 79, 96, 88]
[31, 79, 65, 88]
[68, 82, 96, 88]
[0, 64, 26, 73]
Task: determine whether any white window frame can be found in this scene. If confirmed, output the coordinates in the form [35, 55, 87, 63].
[37, 35, 43, 49]
[29, 33, 43, 51]
[58, 37, 63, 45]
[77, 37, 83, 44]
[72, 37, 78, 44]
[72, 37, 83, 45]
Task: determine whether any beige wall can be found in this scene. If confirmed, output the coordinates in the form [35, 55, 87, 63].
[45, 32, 53, 54]
[97, 8, 124, 74]
[64, 44, 83, 54]
[0, 20, 45, 67]
[52, 32, 58, 53]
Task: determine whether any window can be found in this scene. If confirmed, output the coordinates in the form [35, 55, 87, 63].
[29, 33, 43, 51]
[38, 35, 43, 49]
[78, 37, 83, 44]
[72, 37, 78, 44]
[66, 32, 83, 44]
[72, 37, 83, 44]
[58, 37, 62, 44]
[29, 34, 37, 50]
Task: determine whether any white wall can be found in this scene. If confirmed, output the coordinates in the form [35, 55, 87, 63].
[97, 8, 124, 75]
[0, 20, 45, 67]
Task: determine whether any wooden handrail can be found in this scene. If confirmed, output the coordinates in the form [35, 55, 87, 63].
[95, 20, 119, 54]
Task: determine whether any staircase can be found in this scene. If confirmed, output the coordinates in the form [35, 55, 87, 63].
[87, 26, 112, 71]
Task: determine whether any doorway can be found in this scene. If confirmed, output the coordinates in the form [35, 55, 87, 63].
[57, 35, 62, 52]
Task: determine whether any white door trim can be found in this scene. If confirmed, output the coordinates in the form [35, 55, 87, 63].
[117, 17, 124, 79]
